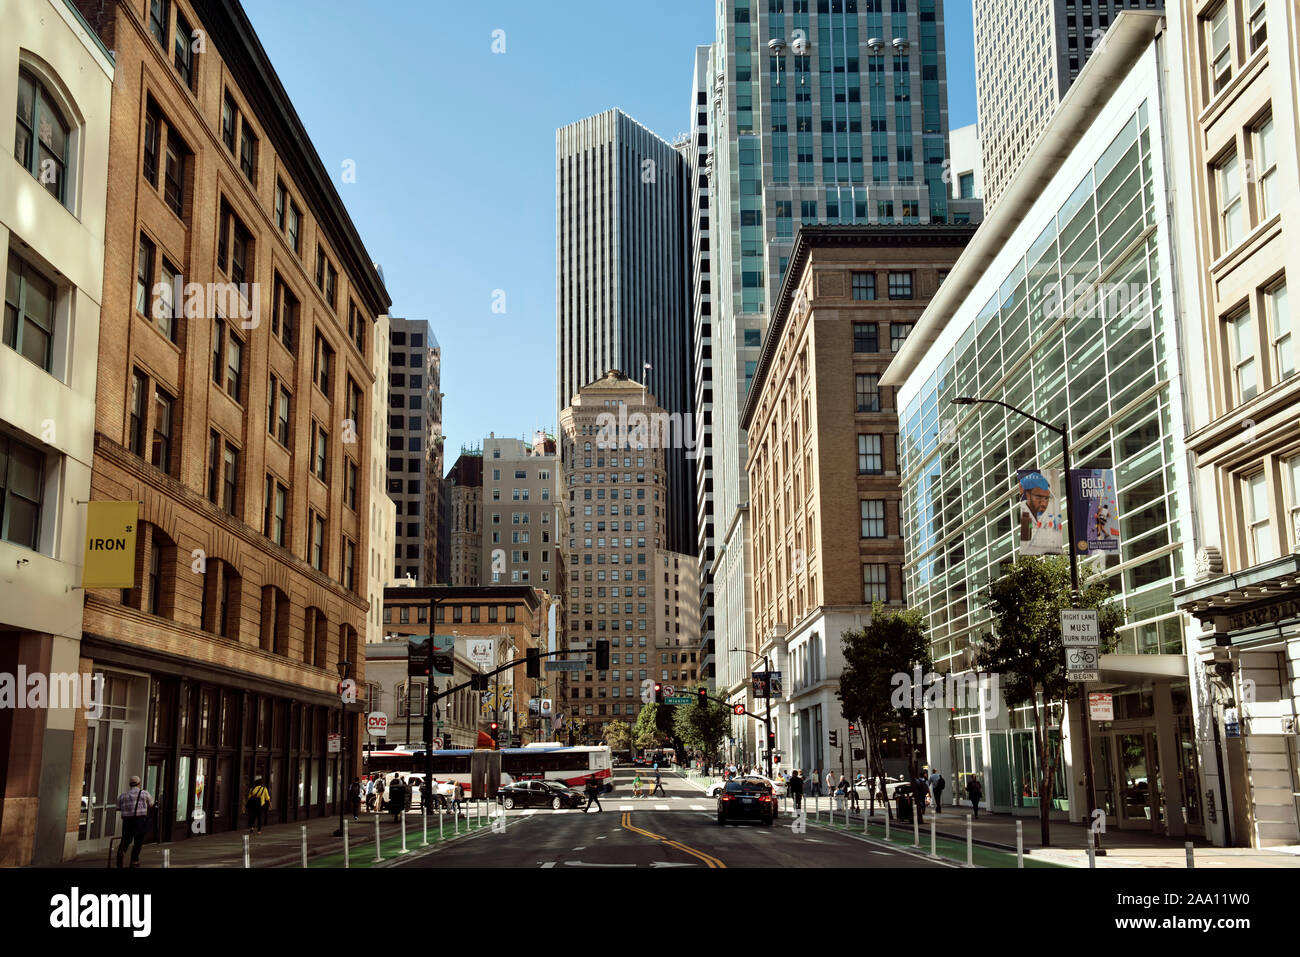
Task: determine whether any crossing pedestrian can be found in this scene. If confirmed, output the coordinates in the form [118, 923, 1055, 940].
[115, 775, 153, 868]
[928, 768, 946, 813]
[365, 775, 376, 813]
[652, 770, 666, 797]
[810, 767, 821, 798]
[632, 773, 644, 798]
[789, 770, 804, 810]
[349, 776, 363, 821]
[374, 775, 386, 813]
[825, 769, 835, 801]
[585, 776, 603, 812]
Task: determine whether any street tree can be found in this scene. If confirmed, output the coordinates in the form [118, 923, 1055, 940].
[633, 703, 670, 751]
[604, 719, 632, 760]
[673, 698, 730, 765]
[975, 554, 1125, 847]
[838, 602, 931, 818]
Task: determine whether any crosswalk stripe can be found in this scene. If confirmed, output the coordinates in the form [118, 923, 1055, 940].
[656, 804, 670, 810]
[690, 804, 706, 810]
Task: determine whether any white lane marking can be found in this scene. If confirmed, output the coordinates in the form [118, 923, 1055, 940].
[597, 835, 608, 840]
[540, 862, 556, 868]
[619, 805, 633, 811]
[655, 804, 670, 810]
[805, 839, 825, 843]
[572, 846, 586, 851]
[649, 861, 695, 867]
[690, 804, 706, 810]
[565, 861, 636, 867]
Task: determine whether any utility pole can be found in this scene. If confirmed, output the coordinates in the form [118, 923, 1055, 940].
[763, 653, 773, 780]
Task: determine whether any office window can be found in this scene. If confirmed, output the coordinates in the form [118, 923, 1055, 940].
[858, 434, 883, 474]
[313, 333, 334, 394]
[310, 511, 326, 571]
[1248, 0, 1267, 51]
[1267, 282, 1292, 381]
[959, 172, 974, 199]
[887, 272, 913, 300]
[151, 387, 174, 475]
[1246, 472, 1274, 562]
[312, 424, 328, 480]
[223, 327, 243, 400]
[154, 258, 179, 341]
[0, 433, 44, 550]
[343, 538, 356, 591]
[890, 322, 913, 351]
[222, 442, 238, 516]
[1229, 309, 1258, 402]
[288, 202, 302, 254]
[862, 563, 888, 602]
[239, 120, 257, 184]
[345, 459, 358, 510]
[173, 11, 195, 88]
[326, 264, 338, 309]
[1286, 454, 1300, 551]
[1209, 4, 1232, 93]
[1254, 117, 1277, 221]
[268, 377, 291, 445]
[148, 0, 170, 50]
[206, 430, 221, 504]
[4, 252, 56, 372]
[860, 500, 886, 538]
[272, 276, 297, 349]
[135, 235, 155, 316]
[856, 373, 881, 412]
[274, 180, 285, 229]
[129, 370, 148, 457]
[142, 105, 160, 187]
[14, 69, 71, 207]
[853, 322, 878, 353]
[264, 476, 287, 547]
[1218, 151, 1244, 251]
[851, 272, 876, 300]
[220, 91, 236, 152]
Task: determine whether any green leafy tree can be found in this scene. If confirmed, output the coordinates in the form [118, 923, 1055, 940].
[633, 703, 670, 750]
[673, 698, 730, 764]
[837, 602, 932, 817]
[976, 554, 1125, 847]
[604, 719, 632, 759]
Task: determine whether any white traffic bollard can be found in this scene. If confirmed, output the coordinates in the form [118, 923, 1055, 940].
[913, 808, 920, 847]
[966, 815, 973, 866]
[301, 825, 308, 868]
[1185, 842, 1195, 869]
[930, 818, 937, 857]
[440, 808, 444, 840]
[1087, 826, 1096, 868]
[373, 813, 382, 863]
[343, 819, 350, 869]
[421, 808, 428, 847]
[163, 848, 170, 869]
[399, 811, 407, 853]
[243, 833, 250, 869]
[1016, 820, 1024, 869]
[884, 810, 890, 841]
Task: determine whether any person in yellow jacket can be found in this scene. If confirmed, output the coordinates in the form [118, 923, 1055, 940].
[246, 777, 271, 835]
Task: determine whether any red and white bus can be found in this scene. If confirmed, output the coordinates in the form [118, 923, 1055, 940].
[363, 743, 612, 800]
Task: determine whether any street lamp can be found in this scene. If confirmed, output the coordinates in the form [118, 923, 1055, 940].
[334, 658, 352, 838]
[728, 646, 773, 779]
[952, 395, 1103, 852]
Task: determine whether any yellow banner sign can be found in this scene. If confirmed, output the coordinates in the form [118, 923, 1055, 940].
[82, 501, 139, 588]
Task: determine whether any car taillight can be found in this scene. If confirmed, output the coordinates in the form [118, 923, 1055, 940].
[758, 795, 771, 802]
[722, 795, 734, 802]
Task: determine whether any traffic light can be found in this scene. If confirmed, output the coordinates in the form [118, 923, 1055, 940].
[654, 683, 663, 704]
[767, 730, 776, 752]
[595, 639, 610, 671]
[733, 704, 746, 716]
[848, 722, 856, 736]
[829, 730, 839, 747]
[470, 674, 486, 691]
[422, 711, 433, 743]
[526, 647, 540, 678]
[698, 687, 708, 708]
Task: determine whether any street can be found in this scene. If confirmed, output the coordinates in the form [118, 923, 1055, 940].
[395, 770, 945, 869]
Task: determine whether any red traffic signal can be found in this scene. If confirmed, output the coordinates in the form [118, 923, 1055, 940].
[733, 704, 746, 716]
[489, 721, 499, 732]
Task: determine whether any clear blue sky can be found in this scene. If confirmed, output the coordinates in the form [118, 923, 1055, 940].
[242, 0, 976, 472]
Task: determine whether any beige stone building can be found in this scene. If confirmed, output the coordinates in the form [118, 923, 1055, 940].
[739, 225, 972, 774]
[652, 549, 702, 690]
[482, 432, 560, 591]
[1, 0, 113, 866]
[445, 450, 483, 586]
[68, 0, 389, 854]
[559, 371, 673, 741]
[1167, 0, 1300, 847]
[366, 310, 396, 646]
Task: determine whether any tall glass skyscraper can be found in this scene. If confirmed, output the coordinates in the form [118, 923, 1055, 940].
[701, 0, 968, 702]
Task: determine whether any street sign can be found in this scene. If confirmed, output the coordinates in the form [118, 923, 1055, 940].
[663, 685, 675, 697]
[545, 660, 586, 672]
[1066, 645, 1099, 682]
[1088, 692, 1114, 721]
[431, 736, 444, 749]
[327, 733, 341, 753]
[367, 712, 388, 737]
[1061, 609, 1100, 646]
[1224, 707, 1241, 738]
[436, 720, 444, 729]
[664, 696, 693, 705]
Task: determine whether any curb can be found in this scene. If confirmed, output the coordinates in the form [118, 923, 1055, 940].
[803, 817, 966, 868]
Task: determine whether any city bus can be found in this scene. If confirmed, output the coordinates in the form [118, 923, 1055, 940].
[363, 743, 612, 800]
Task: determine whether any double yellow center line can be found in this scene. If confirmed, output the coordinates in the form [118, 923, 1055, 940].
[620, 812, 726, 868]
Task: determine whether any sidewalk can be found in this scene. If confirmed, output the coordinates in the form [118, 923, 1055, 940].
[796, 794, 1300, 868]
[52, 801, 500, 869]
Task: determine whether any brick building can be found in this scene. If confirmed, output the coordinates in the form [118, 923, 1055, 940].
[68, 0, 389, 854]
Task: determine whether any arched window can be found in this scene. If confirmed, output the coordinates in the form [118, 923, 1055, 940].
[260, 586, 290, 655]
[15, 67, 71, 207]
[200, 558, 241, 639]
[304, 607, 328, 668]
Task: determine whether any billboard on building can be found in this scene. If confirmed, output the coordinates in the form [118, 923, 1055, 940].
[1016, 468, 1064, 556]
[82, 501, 139, 588]
[1070, 468, 1121, 554]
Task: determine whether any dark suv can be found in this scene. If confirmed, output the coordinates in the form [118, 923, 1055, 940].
[716, 777, 777, 826]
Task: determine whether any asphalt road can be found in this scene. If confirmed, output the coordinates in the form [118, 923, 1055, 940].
[395, 770, 945, 869]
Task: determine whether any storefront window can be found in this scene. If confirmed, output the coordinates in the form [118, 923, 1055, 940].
[176, 755, 190, 823]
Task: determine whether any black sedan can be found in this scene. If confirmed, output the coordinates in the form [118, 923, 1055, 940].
[498, 780, 586, 810]
[716, 777, 777, 826]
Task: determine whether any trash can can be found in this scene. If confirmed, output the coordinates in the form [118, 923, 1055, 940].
[895, 789, 913, 823]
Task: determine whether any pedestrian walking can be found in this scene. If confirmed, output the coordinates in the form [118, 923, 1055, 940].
[365, 775, 376, 813]
[836, 774, 848, 810]
[585, 776, 603, 812]
[374, 775, 386, 813]
[388, 775, 407, 823]
[632, 773, 644, 798]
[826, 769, 835, 801]
[966, 775, 983, 818]
[348, 776, 363, 821]
[810, 767, 820, 797]
[789, 770, 804, 810]
[652, 770, 666, 797]
[911, 772, 928, 825]
[928, 768, 946, 813]
[115, 775, 153, 868]
[245, 777, 271, 834]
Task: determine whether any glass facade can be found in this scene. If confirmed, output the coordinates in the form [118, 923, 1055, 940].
[899, 99, 1191, 673]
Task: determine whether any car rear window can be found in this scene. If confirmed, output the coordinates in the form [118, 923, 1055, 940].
[725, 780, 768, 793]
